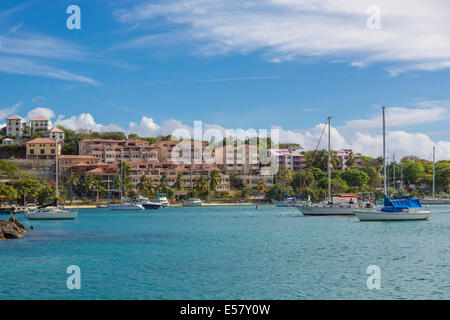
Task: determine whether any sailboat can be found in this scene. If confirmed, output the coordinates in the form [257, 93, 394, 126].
[354, 107, 431, 221]
[108, 149, 144, 211]
[25, 142, 78, 220]
[296, 117, 360, 216]
[420, 147, 450, 205]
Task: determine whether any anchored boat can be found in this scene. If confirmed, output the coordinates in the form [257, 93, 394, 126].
[354, 106, 430, 221]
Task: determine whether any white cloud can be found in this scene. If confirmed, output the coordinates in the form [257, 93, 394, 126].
[0, 56, 100, 85]
[345, 104, 450, 129]
[31, 96, 46, 105]
[115, 0, 450, 74]
[26, 107, 55, 120]
[42, 103, 450, 160]
[55, 113, 122, 132]
[0, 101, 22, 120]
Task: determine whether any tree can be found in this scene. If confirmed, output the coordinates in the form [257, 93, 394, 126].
[318, 177, 349, 194]
[435, 161, 450, 193]
[341, 169, 369, 189]
[137, 174, 149, 195]
[194, 176, 209, 198]
[209, 170, 221, 193]
[13, 177, 43, 204]
[84, 174, 96, 200]
[358, 167, 382, 188]
[93, 175, 106, 200]
[403, 160, 425, 186]
[0, 183, 18, 202]
[158, 173, 171, 194]
[173, 172, 185, 191]
[65, 169, 80, 197]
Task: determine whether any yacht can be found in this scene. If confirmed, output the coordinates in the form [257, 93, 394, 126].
[24, 146, 78, 220]
[133, 196, 162, 210]
[182, 198, 203, 207]
[354, 107, 430, 221]
[156, 194, 169, 208]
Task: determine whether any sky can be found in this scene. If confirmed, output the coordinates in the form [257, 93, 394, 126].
[0, 0, 450, 160]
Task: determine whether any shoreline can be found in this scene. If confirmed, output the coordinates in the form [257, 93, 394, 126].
[62, 202, 268, 209]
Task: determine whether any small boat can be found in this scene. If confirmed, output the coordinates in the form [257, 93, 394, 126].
[156, 194, 169, 208]
[25, 206, 78, 220]
[24, 146, 77, 220]
[419, 147, 450, 205]
[133, 196, 162, 210]
[354, 107, 430, 221]
[108, 203, 144, 210]
[296, 202, 358, 216]
[275, 196, 304, 207]
[182, 198, 203, 207]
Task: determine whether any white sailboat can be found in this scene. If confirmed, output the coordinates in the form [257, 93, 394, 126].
[182, 198, 203, 207]
[108, 149, 144, 211]
[354, 107, 430, 221]
[25, 143, 78, 220]
[296, 117, 359, 216]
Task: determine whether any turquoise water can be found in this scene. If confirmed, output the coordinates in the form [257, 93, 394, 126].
[0, 205, 449, 300]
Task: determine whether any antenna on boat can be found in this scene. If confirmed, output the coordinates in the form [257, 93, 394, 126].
[56, 140, 59, 208]
[382, 106, 387, 196]
[393, 154, 396, 195]
[327, 116, 332, 204]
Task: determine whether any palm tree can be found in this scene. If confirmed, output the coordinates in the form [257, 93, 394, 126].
[158, 173, 171, 194]
[93, 175, 106, 200]
[65, 169, 79, 197]
[84, 174, 96, 200]
[208, 170, 221, 194]
[173, 172, 185, 191]
[345, 151, 355, 168]
[137, 175, 149, 196]
[194, 176, 209, 198]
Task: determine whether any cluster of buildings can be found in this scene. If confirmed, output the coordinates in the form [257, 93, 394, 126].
[2, 114, 65, 148]
[2, 114, 363, 197]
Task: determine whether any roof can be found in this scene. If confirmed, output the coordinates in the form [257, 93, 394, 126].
[7, 114, 23, 120]
[47, 127, 64, 132]
[26, 138, 56, 144]
[59, 155, 98, 160]
[30, 116, 49, 121]
[2, 138, 13, 141]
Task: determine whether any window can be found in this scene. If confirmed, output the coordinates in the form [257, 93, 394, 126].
[40, 149, 45, 154]
[30, 149, 34, 154]
[51, 149, 55, 154]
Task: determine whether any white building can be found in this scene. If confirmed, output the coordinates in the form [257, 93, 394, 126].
[6, 115, 25, 138]
[29, 116, 52, 133]
[44, 127, 65, 143]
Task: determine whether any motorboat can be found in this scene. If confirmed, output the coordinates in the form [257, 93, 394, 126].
[108, 203, 144, 210]
[133, 196, 162, 210]
[182, 198, 203, 207]
[156, 194, 169, 208]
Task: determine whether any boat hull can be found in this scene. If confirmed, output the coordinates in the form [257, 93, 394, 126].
[108, 204, 144, 211]
[142, 203, 162, 210]
[24, 210, 78, 220]
[420, 199, 450, 205]
[182, 202, 203, 207]
[296, 205, 354, 216]
[354, 209, 430, 221]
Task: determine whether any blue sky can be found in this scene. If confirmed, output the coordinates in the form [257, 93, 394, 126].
[0, 0, 449, 159]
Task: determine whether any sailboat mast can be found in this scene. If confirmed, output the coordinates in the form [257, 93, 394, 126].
[393, 154, 396, 194]
[327, 116, 331, 203]
[383, 106, 387, 195]
[120, 148, 123, 200]
[432, 146, 435, 199]
[56, 141, 59, 207]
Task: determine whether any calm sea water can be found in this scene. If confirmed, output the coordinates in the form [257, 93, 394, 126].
[0, 205, 449, 300]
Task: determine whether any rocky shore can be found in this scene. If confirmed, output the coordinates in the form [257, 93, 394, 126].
[0, 217, 28, 240]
